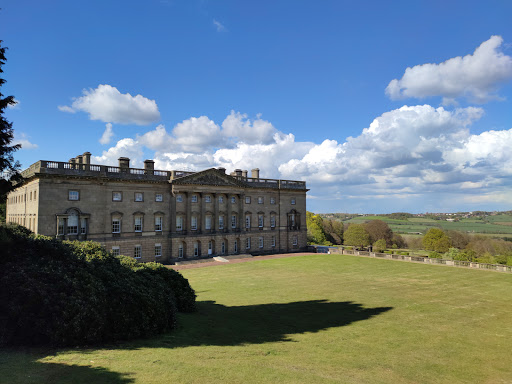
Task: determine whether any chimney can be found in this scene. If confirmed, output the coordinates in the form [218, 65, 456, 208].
[235, 169, 242, 177]
[251, 168, 260, 179]
[144, 159, 155, 172]
[76, 155, 83, 164]
[69, 158, 76, 165]
[242, 170, 248, 178]
[82, 152, 91, 164]
[119, 157, 130, 170]
[218, 167, 226, 174]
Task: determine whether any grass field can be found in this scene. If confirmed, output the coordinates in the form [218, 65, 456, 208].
[345, 214, 512, 235]
[1, 254, 512, 383]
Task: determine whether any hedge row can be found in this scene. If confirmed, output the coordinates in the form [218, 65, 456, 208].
[0, 224, 196, 347]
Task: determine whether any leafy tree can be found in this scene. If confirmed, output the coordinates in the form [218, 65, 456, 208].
[321, 218, 343, 245]
[392, 233, 406, 248]
[0, 41, 21, 200]
[446, 230, 470, 249]
[306, 211, 329, 245]
[364, 220, 393, 246]
[344, 224, 370, 248]
[373, 239, 387, 252]
[422, 228, 451, 253]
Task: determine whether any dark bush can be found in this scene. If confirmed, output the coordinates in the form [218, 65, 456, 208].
[0, 224, 195, 347]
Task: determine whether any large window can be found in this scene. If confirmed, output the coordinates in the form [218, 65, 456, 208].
[80, 218, 87, 234]
[112, 246, 120, 256]
[231, 215, 237, 228]
[259, 237, 264, 248]
[270, 197, 276, 205]
[191, 195, 198, 203]
[270, 215, 276, 228]
[194, 242, 199, 257]
[246, 237, 251, 249]
[113, 192, 122, 201]
[219, 195, 224, 203]
[258, 197, 263, 204]
[112, 218, 121, 233]
[176, 216, 183, 231]
[234, 239, 238, 253]
[245, 196, 251, 204]
[58, 218, 65, 235]
[191, 216, 197, 231]
[178, 244, 184, 258]
[221, 241, 226, 254]
[205, 215, 212, 230]
[67, 211, 78, 235]
[205, 195, 211, 203]
[219, 215, 224, 229]
[134, 245, 142, 259]
[258, 214, 264, 228]
[155, 193, 163, 202]
[155, 244, 162, 257]
[134, 216, 143, 232]
[293, 235, 298, 246]
[231, 196, 236, 204]
[135, 192, 143, 202]
[245, 214, 251, 229]
[155, 216, 162, 231]
[272, 236, 276, 247]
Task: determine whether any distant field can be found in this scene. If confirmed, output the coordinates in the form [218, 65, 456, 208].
[1, 254, 512, 383]
[344, 214, 512, 235]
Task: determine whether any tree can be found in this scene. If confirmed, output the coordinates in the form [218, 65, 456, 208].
[364, 220, 393, 246]
[306, 211, 329, 245]
[321, 218, 343, 245]
[373, 239, 387, 252]
[422, 228, 451, 253]
[344, 224, 370, 248]
[0, 40, 21, 200]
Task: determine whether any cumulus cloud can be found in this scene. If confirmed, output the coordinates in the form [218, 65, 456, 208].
[386, 36, 512, 103]
[213, 19, 226, 32]
[13, 132, 38, 150]
[58, 84, 160, 125]
[92, 138, 144, 167]
[99, 123, 114, 145]
[222, 111, 277, 145]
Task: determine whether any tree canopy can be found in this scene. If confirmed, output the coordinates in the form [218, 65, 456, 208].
[364, 220, 394, 246]
[344, 224, 370, 248]
[422, 228, 451, 253]
[0, 40, 21, 200]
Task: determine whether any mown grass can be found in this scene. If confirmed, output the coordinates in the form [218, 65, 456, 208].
[1, 254, 512, 383]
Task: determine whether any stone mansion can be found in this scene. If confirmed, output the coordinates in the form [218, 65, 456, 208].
[6, 152, 308, 263]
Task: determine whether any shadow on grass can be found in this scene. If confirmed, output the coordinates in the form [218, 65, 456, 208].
[1, 299, 391, 383]
[154, 299, 393, 348]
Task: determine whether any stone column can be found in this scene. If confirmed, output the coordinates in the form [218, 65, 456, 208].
[185, 192, 190, 233]
[213, 193, 219, 232]
[198, 192, 204, 233]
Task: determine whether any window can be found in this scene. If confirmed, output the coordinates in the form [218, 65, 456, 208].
[113, 192, 122, 201]
[135, 192, 143, 202]
[155, 244, 162, 257]
[155, 193, 163, 202]
[176, 194, 183, 203]
[194, 242, 199, 257]
[270, 197, 276, 205]
[289, 213, 296, 228]
[112, 246, 120, 256]
[191, 216, 197, 230]
[270, 215, 276, 228]
[112, 218, 121, 233]
[155, 216, 162, 231]
[245, 196, 251, 204]
[208, 241, 213, 255]
[69, 190, 79, 201]
[246, 237, 251, 249]
[258, 197, 263, 204]
[205, 195, 211, 203]
[176, 216, 183, 231]
[191, 195, 198, 203]
[80, 218, 87, 234]
[58, 218, 65, 235]
[178, 244, 184, 258]
[219, 196, 224, 203]
[29, 191, 32, 201]
[205, 215, 212, 230]
[221, 241, 226, 254]
[134, 245, 142, 259]
[245, 215, 251, 229]
[291, 198, 296, 205]
[272, 236, 276, 247]
[259, 237, 264, 248]
[231, 196, 236, 204]
[67, 211, 78, 234]
[293, 236, 298, 246]
[219, 215, 224, 229]
[258, 215, 264, 228]
[134, 216, 143, 232]
[234, 239, 238, 253]
[231, 215, 237, 228]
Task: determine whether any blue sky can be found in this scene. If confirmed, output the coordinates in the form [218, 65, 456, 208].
[2, 0, 512, 213]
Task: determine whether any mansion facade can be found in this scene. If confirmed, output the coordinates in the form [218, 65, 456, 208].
[6, 153, 308, 263]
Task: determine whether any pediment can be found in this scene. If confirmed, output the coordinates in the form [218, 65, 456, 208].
[172, 168, 247, 187]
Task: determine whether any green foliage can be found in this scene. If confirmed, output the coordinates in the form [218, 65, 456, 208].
[428, 251, 442, 259]
[0, 224, 196, 347]
[443, 247, 460, 260]
[422, 228, 451, 253]
[306, 212, 328, 245]
[373, 239, 387, 253]
[388, 212, 413, 220]
[344, 224, 370, 248]
[321, 218, 343, 245]
[365, 220, 393, 246]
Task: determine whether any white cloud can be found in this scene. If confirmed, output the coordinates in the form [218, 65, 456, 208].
[213, 19, 226, 32]
[91, 138, 144, 167]
[386, 36, 512, 103]
[13, 132, 38, 150]
[222, 110, 277, 144]
[58, 84, 160, 125]
[99, 123, 114, 145]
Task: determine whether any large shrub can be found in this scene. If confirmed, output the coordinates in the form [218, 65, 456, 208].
[0, 224, 196, 347]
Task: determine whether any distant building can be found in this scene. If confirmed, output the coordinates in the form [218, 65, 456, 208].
[6, 153, 308, 263]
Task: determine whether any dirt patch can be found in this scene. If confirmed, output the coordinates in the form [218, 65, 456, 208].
[169, 252, 317, 270]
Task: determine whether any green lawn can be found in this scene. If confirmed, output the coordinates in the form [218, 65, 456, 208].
[2, 254, 512, 383]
